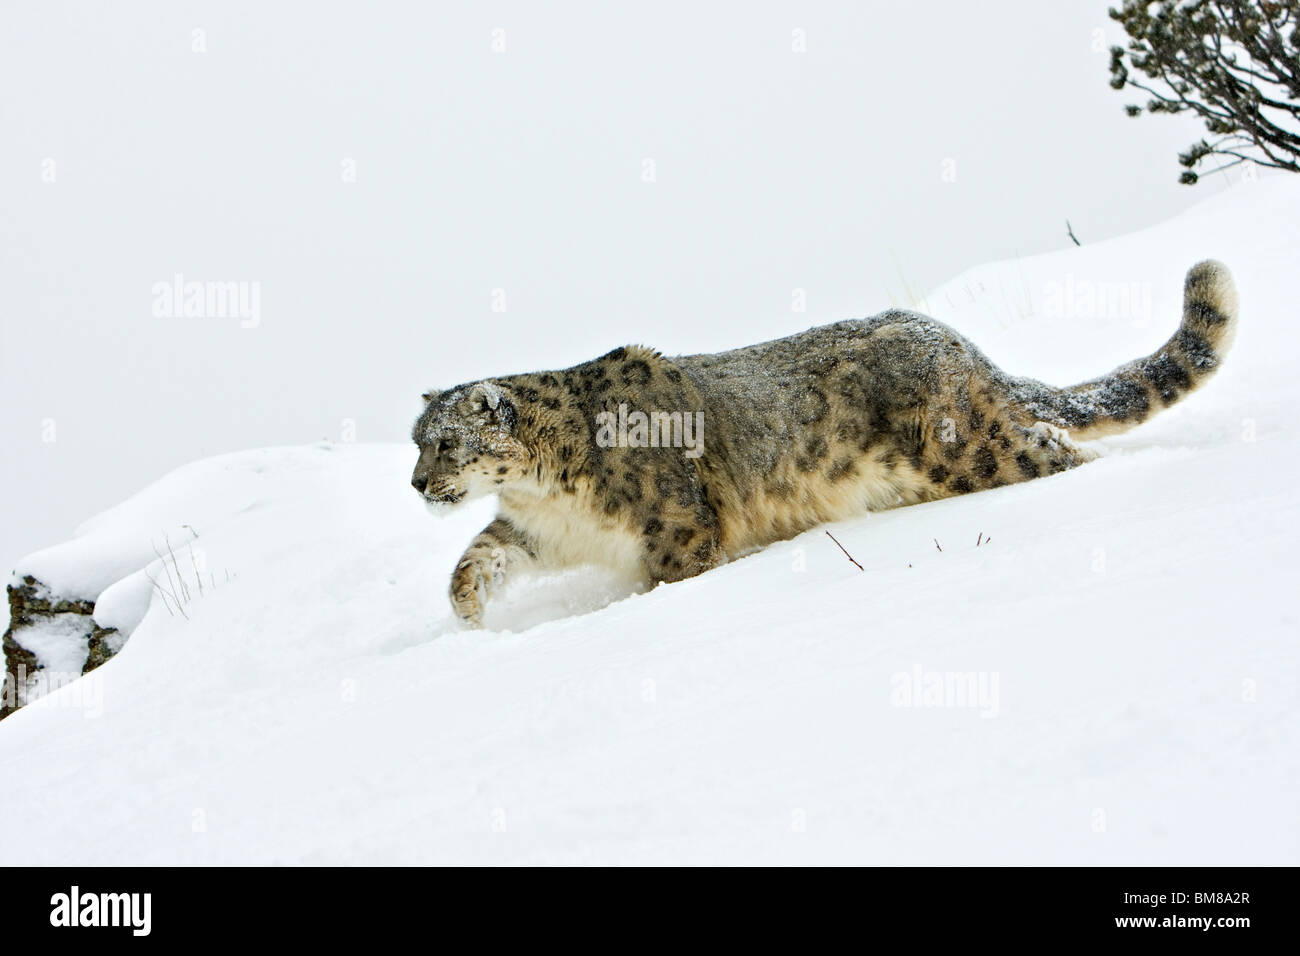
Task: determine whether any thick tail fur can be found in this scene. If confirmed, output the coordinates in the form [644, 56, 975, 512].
[1009, 260, 1239, 441]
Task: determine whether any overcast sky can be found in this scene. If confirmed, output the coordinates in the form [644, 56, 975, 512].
[1, 0, 1229, 567]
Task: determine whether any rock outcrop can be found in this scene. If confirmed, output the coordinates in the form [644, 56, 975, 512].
[0, 575, 119, 720]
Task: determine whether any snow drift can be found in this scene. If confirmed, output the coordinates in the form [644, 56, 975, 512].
[2, 177, 1297, 864]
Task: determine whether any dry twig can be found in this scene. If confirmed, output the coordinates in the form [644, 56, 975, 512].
[825, 531, 864, 572]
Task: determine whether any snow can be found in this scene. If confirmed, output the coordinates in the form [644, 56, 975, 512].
[90, 570, 155, 638]
[1, 177, 1297, 864]
[9, 613, 94, 682]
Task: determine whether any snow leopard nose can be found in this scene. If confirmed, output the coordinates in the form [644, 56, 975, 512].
[411, 473, 428, 494]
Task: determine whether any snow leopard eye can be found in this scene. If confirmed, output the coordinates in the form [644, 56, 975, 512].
[437, 439, 454, 454]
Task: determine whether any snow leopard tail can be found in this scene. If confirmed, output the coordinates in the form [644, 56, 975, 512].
[1007, 260, 1238, 441]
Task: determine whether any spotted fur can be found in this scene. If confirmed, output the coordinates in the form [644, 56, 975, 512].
[412, 260, 1238, 625]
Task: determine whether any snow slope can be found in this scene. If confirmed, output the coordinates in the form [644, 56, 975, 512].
[2, 178, 1298, 865]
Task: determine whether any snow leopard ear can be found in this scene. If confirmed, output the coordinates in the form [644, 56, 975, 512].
[466, 381, 502, 411]
[421, 388, 443, 405]
[465, 381, 515, 429]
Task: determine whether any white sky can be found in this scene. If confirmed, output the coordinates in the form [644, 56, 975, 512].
[1, 0, 1234, 568]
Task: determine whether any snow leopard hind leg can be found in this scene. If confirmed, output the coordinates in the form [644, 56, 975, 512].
[916, 385, 1099, 502]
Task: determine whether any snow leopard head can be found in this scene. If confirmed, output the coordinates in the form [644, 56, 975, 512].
[410, 381, 529, 512]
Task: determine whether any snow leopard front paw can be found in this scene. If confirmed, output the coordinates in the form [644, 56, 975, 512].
[449, 560, 488, 627]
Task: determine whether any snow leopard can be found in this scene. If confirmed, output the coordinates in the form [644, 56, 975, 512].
[411, 260, 1237, 626]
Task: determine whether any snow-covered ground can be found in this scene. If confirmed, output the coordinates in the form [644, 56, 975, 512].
[2, 178, 1297, 865]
